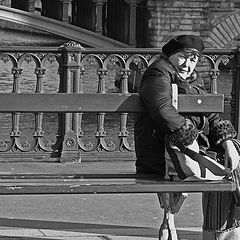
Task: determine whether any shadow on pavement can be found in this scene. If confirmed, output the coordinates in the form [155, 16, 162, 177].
[0, 218, 202, 239]
[0, 217, 158, 238]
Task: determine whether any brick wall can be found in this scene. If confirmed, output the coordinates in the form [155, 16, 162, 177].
[146, 0, 240, 48]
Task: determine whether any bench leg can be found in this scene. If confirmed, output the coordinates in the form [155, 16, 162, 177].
[158, 193, 187, 240]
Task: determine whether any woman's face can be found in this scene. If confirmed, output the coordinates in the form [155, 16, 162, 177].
[169, 51, 199, 79]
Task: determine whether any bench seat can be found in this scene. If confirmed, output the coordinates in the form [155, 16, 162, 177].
[0, 161, 234, 195]
[0, 173, 234, 195]
[0, 150, 234, 196]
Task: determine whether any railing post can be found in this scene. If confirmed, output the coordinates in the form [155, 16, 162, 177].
[209, 69, 219, 94]
[1, 0, 11, 7]
[34, 0, 42, 15]
[92, 0, 107, 35]
[124, 0, 144, 46]
[59, 0, 72, 23]
[34, 67, 46, 139]
[27, 0, 35, 13]
[120, 69, 131, 94]
[59, 41, 84, 163]
[124, 0, 137, 46]
[232, 47, 240, 137]
[10, 67, 22, 142]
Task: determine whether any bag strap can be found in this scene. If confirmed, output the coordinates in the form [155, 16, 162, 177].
[173, 140, 230, 176]
[171, 84, 230, 177]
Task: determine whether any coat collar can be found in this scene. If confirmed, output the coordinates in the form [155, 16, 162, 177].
[156, 53, 176, 75]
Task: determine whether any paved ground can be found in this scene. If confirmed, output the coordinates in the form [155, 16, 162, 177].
[0, 161, 203, 239]
[0, 193, 203, 239]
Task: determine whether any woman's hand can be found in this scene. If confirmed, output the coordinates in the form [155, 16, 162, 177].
[222, 140, 240, 171]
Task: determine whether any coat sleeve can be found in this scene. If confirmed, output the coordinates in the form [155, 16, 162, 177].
[139, 66, 185, 132]
[139, 65, 199, 146]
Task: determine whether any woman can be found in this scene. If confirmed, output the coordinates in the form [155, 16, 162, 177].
[134, 35, 240, 239]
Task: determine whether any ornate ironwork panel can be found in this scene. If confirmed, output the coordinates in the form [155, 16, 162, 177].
[0, 44, 237, 162]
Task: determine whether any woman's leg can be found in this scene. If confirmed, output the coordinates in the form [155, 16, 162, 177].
[158, 192, 187, 240]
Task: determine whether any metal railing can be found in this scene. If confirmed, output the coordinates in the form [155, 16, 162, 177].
[0, 42, 238, 162]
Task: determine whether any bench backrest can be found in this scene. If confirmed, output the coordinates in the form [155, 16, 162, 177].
[0, 45, 235, 162]
[0, 92, 224, 113]
[0, 91, 224, 162]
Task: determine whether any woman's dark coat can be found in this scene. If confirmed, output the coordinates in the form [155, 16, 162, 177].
[134, 56, 236, 178]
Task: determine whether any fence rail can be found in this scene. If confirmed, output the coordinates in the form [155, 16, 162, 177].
[0, 42, 238, 162]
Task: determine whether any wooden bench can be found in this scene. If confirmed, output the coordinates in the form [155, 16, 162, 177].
[0, 91, 236, 239]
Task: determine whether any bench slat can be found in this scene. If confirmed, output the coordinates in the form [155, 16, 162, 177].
[0, 174, 235, 194]
[0, 93, 224, 113]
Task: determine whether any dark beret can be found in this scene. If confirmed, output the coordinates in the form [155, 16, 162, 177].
[162, 35, 205, 57]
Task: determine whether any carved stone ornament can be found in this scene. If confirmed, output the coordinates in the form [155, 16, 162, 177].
[60, 41, 85, 51]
